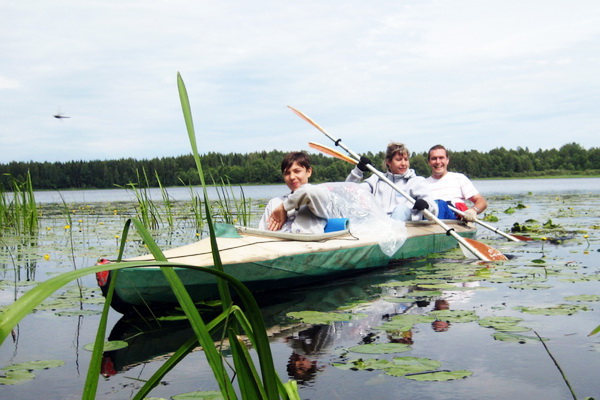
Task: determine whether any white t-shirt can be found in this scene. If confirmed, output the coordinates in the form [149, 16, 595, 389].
[426, 172, 479, 204]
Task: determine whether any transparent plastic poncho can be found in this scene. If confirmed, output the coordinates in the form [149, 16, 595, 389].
[322, 182, 407, 257]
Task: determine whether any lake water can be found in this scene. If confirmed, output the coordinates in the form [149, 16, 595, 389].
[30, 177, 600, 204]
[1, 178, 599, 399]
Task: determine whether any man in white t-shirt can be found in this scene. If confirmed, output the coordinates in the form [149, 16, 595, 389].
[426, 145, 487, 222]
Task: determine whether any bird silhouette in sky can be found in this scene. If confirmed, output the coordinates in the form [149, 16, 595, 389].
[54, 107, 70, 119]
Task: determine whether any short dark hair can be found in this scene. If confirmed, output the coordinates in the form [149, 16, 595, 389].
[281, 151, 312, 173]
[428, 144, 448, 160]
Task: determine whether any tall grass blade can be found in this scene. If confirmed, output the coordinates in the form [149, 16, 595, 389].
[177, 72, 232, 308]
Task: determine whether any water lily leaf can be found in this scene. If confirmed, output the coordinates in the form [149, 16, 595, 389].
[482, 214, 499, 222]
[333, 358, 393, 371]
[55, 309, 102, 317]
[0, 369, 36, 385]
[404, 369, 472, 381]
[478, 316, 523, 327]
[385, 357, 442, 376]
[375, 314, 436, 332]
[286, 311, 366, 324]
[405, 290, 443, 298]
[509, 283, 552, 290]
[492, 332, 546, 343]
[172, 391, 224, 399]
[2, 359, 65, 371]
[513, 304, 591, 316]
[564, 294, 600, 302]
[417, 283, 461, 290]
[428, 310, 479, 323]
[383, 297, 416, 303]
[35, 299, 75, 311]
[83, 340, 128, 352]
[348, 343, 412, 354]
[490, 324, 531, 333]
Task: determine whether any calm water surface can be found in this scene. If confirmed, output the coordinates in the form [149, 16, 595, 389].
[1, 178, 599, 399]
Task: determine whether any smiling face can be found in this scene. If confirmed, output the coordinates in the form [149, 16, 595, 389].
[428, 148, 449, 179]
[386, 152, 410, 175]
[284, 161, 312, 192]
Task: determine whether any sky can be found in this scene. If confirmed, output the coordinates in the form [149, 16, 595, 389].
[2, 1, 600, 163]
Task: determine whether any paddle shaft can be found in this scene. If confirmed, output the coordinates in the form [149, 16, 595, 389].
[446, 204, 520, 242]
[288, 107, 492, 261]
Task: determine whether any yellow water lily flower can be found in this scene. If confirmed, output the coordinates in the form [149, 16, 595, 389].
[44, 254, 50, 260]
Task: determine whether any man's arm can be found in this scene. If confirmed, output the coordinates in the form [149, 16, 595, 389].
[468, 193, 487, 214]
[462, 193, 487, 222]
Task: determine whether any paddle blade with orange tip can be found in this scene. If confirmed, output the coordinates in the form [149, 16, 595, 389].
[461, 238, 508, 261]
[308, 142, 358, 165]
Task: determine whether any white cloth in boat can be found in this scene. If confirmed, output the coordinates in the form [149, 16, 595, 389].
[258, 184, 340, 235]
[346, 166, 438, 221]
[258, 182, 407, 256]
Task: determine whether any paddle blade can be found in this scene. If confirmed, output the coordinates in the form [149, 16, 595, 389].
[460, 238, 508, 261]
[288, 106, 328, 135]
[308, 142, 358, 165]
[509, 234, 534, 241]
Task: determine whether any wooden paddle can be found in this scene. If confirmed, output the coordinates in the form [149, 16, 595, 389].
[290, 106, 507, 261]
[309, 142, 529, 242]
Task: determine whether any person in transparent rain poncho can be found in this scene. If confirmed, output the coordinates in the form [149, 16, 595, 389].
[258, 151, 407, 256]
[345, 142, 438, 221]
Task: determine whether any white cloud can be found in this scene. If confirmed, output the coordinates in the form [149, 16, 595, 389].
[0, 0, 599, 163]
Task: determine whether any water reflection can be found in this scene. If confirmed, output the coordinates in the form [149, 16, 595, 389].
[101, 257, 482, 386]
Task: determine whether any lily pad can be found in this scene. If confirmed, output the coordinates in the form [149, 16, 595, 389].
[2, 359, 65, 371]
[492, 332, 546, 343]
[0, 369, 36, 385]
[83, 340, 128, 352]
[333, 358, 394, 371]
[55, 309, 102, 317]
[478, 316, 523, 325]
[564, 294, 600, 302]
[385, 357, 442, 377]
[348, 343, 412, 354]
[508, 283, 552, 290]
[286, 311, 366, 324]
[513, 304, 591, 316]
[404, 369, 472, 381]
[382, 297, 416, 303]
[375, 315, 436, 332]
[428, 310, 479, 323]
[405, 290, 443, 298]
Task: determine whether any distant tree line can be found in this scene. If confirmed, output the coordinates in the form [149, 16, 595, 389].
[0, 143, 598, 190]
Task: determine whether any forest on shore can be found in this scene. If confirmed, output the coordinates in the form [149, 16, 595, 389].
[1, 142, 598, 190]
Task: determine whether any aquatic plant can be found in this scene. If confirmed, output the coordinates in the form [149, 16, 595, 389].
[211, 173, 252, 226]
[119, 168, 162, 230]
[0, 172, 38, 236]
[155, 171, 175, 229]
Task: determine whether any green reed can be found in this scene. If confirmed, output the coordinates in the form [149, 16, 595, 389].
[155, 171, 175, 228]
[0, 172, 38, 236]
[211, 174, 252, 226]
[181, 178, 205, 233]
[119, 168, 161, 229]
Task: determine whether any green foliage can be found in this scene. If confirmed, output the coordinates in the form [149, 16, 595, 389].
[0, 172, 38, 236]
[1, 142, 598, 190]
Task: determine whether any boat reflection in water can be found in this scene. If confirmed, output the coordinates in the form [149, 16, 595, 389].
[101, 257, 480, 384]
